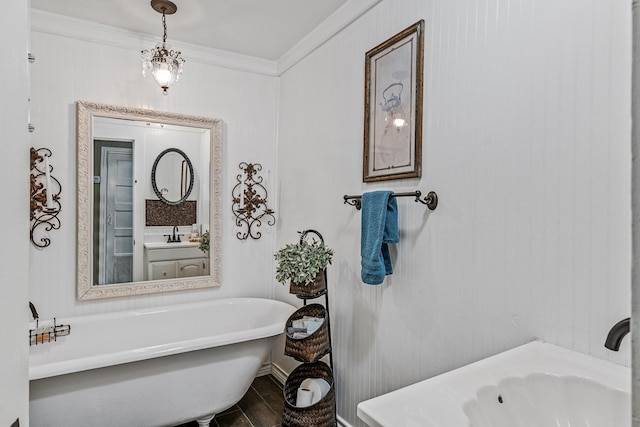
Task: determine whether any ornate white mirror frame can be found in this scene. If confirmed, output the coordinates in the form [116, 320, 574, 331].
[76, 101, 222, 300]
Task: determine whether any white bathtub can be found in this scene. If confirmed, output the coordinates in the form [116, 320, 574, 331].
[29, 298, 296, 427]
[357, 341, 630, 427]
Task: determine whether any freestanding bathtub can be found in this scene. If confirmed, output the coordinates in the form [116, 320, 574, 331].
[29, 298, 296, 427]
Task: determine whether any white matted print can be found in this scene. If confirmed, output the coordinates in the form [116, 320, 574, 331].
[363, 20, 424, 182]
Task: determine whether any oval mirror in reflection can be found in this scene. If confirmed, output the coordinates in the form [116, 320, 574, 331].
[151, 148, 194, 205]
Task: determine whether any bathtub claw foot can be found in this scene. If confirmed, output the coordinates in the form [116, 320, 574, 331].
[196, 413, 215, 427]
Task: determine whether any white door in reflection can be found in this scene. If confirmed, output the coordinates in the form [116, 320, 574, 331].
[99, 145, 133, 284]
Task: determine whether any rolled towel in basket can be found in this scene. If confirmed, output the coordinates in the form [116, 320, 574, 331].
[292, 319, 306, 328]
[303, 317, 324, 334]
[292, 332, 310, 339]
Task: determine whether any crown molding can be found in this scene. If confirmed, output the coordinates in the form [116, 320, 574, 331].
[276, 0, 383, 74]
[30, 9, 278, 76]
[31, 0, 382, 78]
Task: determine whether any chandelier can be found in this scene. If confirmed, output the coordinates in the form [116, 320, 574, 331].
[141, 0, 185, 95]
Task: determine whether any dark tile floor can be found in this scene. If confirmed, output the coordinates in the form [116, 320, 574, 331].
[175, 375, 284, 427]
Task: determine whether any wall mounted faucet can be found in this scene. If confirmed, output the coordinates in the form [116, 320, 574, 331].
[604, 317, 630, 351]
[29, 301, 39, 321]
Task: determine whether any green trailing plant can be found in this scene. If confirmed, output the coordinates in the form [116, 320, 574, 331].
[199, 230, 210, 253]
[275, 236, 333, 285]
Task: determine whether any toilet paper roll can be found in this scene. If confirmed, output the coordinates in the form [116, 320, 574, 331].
[295, 387, 314, 407]
[312, 378, 331, 398]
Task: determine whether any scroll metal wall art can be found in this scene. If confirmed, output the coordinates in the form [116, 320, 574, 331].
[232, 162, 275, 240]
[30, 147, 62, 248]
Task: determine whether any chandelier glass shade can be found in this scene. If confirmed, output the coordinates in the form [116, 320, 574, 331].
[141, 0, 185, 95]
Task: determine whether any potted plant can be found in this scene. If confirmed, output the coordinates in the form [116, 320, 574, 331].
[275, 235, 333, 297]
[199, 230, 210, 253]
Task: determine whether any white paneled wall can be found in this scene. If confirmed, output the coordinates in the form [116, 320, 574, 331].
[28, 18, 279, 318]
[0, 0, 29, 424]
[26, 2, 633, 425]
[632, 1, 640, 425]
[275, 0, 631, 425]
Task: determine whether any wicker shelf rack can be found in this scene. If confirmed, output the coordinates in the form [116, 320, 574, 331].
[282, 229, 336, 427]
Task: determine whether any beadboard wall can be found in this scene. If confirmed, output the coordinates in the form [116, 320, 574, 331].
[632, 2, 640, 425]
[0, 1, 29, 424]
[26, 2, 634, 425]
[28, 17, 279, 318]
[273, 0, 632, 425]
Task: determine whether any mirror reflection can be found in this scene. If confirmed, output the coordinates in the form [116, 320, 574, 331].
[77, 102, 222, 300]
[151, 148, 194, 205]
[93, 117, 210, 285]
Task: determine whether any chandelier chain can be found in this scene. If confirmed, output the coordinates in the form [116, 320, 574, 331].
[162, 11, 167, 44]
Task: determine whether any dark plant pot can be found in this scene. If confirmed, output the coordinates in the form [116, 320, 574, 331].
[289, 269, 327, 298]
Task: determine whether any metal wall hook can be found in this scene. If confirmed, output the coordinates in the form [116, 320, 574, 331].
[343, 196, 362, 210]
[417, 191, 438, 210]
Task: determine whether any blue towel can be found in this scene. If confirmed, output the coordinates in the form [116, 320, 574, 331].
[361, 191, 399, 285]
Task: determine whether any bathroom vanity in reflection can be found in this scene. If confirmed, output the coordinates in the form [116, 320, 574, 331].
[144, 241, 210, 280]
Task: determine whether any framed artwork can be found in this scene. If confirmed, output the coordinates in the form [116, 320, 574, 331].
[363, 20, 424, 182]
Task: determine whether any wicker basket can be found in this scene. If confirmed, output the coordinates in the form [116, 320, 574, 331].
[285, 304, 331, 363]
[282, 361, 336, 427]
[289, 269, 327, 299]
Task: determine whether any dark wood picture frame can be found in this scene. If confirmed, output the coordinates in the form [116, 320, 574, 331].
[363, 20, 424, 182]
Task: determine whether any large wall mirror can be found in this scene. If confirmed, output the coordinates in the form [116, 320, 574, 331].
[76, 101, 222, 300]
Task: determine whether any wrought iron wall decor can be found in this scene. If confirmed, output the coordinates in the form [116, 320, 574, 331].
[343, 190, 438, 211]
[30, 147, 62, 248]
[232, 162, 275, 240]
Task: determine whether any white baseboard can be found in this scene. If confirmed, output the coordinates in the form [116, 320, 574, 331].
[337, 415, 354, 427]
[269, 361, 289, 385]
[257, 362, 273, 377]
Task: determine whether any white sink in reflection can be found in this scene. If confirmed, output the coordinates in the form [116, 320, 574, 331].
[357, 341, 630, 427]
[465, 373, 629, 427]
[143, 241, 200, 249]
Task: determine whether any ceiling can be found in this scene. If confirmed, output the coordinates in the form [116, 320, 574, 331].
[30, 0, 349, 60]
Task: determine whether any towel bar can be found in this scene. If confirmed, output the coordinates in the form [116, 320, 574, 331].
[343, 190, 438, 211]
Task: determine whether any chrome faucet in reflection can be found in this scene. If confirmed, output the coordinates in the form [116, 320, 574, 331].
[604, 318, 630, 351]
